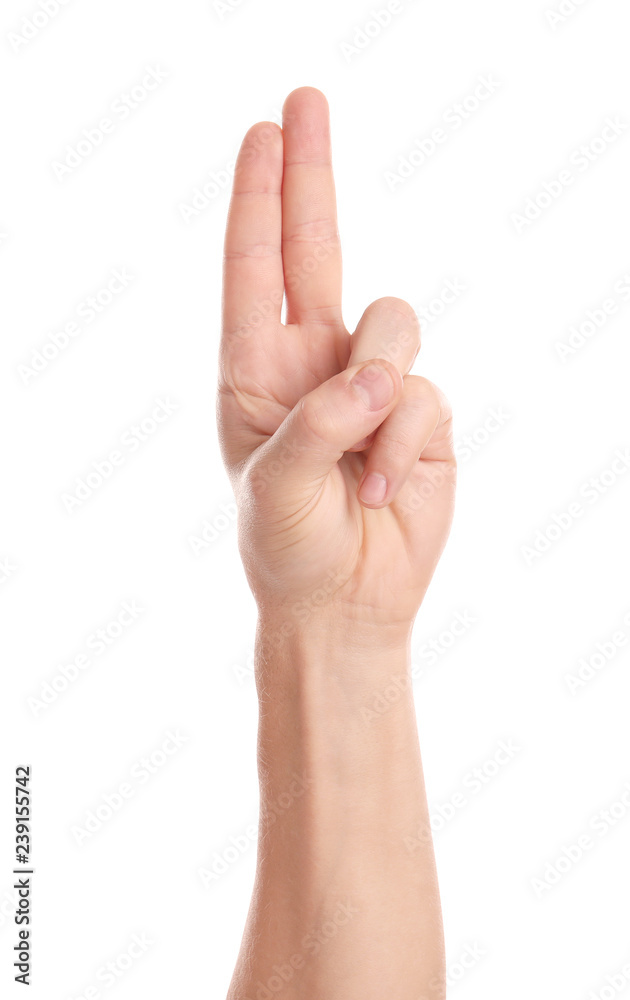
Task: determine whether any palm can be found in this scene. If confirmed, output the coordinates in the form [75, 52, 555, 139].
[222, 320, 347, 446]
[219, 90, 455, 622]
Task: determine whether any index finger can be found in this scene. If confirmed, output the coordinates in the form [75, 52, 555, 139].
[222, 121, 284, 346]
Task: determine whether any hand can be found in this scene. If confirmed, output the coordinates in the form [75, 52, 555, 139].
[218, 88, 456, 637]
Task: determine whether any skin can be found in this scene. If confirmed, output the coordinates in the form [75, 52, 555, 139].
[218, 87, 456, 1000]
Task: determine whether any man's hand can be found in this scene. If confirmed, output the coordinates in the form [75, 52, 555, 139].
[218, 87, 455, 637]
[219, 88, 451, 1000]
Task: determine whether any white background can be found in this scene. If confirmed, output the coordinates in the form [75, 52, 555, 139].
[1, 0, 629, 997]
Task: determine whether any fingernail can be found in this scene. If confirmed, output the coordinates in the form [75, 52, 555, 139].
[351, 363, 396, 410]
[359, 472, 387, 505]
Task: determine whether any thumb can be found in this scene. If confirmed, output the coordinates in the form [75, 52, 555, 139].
[250, 360, 403, 498]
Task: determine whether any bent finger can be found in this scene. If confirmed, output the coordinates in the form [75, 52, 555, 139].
[346, 297, 420, 452]
[357, 376, 452, 508]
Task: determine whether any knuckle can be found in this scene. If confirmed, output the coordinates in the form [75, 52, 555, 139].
[298, 393, 333, 446]
[372, 296, 418, 325]
[352, 299, 420, 370]
[405, 377, 447, 434]
[411, 375, 439, 407]
[382, 434, 411, 463]
[371, 295, 417, 321]
[410, 376, 451, 416]
[371, 296, 421, 354]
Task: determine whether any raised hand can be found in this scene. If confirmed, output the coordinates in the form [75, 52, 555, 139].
[218, 87, 456, 637]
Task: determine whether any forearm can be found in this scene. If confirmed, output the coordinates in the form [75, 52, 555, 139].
[227, 615, 445, 1000]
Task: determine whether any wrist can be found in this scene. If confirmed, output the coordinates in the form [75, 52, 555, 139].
[253, 613, 417, 758]
[254, 603, 413, 668]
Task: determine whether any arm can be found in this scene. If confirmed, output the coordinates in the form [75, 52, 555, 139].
[218, 87, 455, 1000]
[237, 620, 445, 999]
